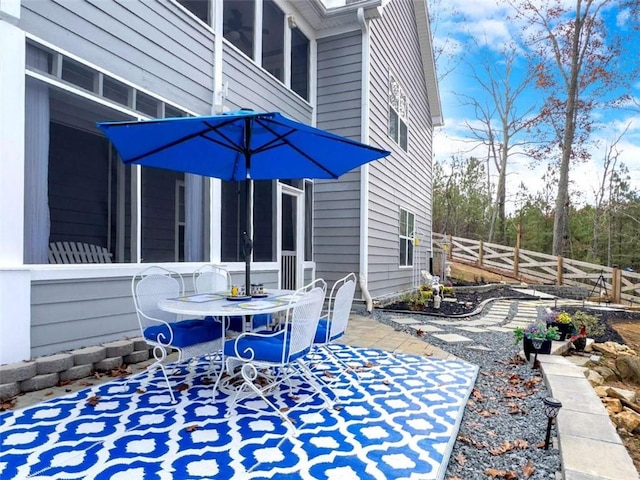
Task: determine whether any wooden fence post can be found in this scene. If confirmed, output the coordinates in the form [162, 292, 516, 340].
[514, 224, 520, 277]
[612, 266, 621, 303]
[448, 235, 453, 260]
[557, 256, 563, 285]
[478, 240, 484, 266]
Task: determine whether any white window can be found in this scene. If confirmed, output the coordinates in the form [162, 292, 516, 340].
[399, 208, 414, 267]
[388, 74, 409, 152]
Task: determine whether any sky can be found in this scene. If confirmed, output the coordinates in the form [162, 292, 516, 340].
[429, 0, 640, 211]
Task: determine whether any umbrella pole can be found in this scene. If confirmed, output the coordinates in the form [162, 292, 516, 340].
[244, 176, 252, 292]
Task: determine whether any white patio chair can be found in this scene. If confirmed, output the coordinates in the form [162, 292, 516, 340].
[132, 266, 225, 403]
[223, 280, 329, 436]
[310, 273, 358, 397]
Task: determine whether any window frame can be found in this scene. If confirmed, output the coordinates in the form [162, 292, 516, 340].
[388, 73, 409, 152]
[399, 207, 415, 267]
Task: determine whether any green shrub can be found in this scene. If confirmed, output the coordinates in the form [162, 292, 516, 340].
[441, 286, 455, 297]
[571, 311, 605, 338]
[420, 290, 433, 300]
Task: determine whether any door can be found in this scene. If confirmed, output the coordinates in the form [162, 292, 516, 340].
[278, 183, 304, 290]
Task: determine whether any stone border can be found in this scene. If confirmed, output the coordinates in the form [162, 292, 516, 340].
[0, 338, 152, 401]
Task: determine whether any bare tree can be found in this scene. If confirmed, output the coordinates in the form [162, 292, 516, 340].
[509, 0, 640, 255]
[457, 43, 538, 243]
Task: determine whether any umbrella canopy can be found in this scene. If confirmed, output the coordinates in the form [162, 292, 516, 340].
[97, 110, 391, 289]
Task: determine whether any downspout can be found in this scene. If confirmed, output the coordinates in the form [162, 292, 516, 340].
[357, 7, 373, 312]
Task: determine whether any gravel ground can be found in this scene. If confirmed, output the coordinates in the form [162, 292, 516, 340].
[369, 300, 563, 480]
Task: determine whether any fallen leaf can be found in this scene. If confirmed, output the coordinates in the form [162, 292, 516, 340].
[454, 453, 467, 465]
[201, 377, 213, 385]
[524, 377, 542, 388]
[0, 400, 16, 411]
[489, 441, 513, 455]
[382, 379, 391, 385]
[535, 440, 546, 448]
[522, 459, 535, 477]
[288, 394, 300, 401]
[484, 468, 518, 479]
[79, 381, 93, 386]
[486, 430, 497, 438]
[513, 439, 529, 449]
[136, 388, 146, 394]
[44, 391, 54, 397]
[416, 329, 425, 337]
[93, 372, 103, 379]
[185, 424, 199, 432]
[86, 395, 101, 406]
[175, 384, 189, 392]
[323, 371, 335, 379]
[58, 380, 73, 387]
[472, 388, 484, 401]
[479, 410, 494, 417]
[279, 407, 290, 413]
[333, 405, 344, 411]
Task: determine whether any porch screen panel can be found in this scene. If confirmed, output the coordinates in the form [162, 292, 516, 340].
[141, 168, 194, 263]
[48, 123, 110, 248]
[221, 180, 274, 262]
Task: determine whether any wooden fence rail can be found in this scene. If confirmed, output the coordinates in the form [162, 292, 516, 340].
[432, 233, 640, 306]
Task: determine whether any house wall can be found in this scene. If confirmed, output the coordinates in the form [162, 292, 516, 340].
[16, 0, 312, 358]
[314, 30, 363, 290]
[366, 0, 434, 298]
[20, 0, 214, 114]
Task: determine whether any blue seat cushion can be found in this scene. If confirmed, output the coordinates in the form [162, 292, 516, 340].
[144, 319, 222, 348]
[314, 318, 344, 344]
[206, 314, 272, 332]
[224, 330, 309, 363]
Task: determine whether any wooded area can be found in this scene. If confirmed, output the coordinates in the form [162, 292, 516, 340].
[432, 153, 640, 271]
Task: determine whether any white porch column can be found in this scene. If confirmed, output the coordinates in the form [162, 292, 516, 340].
[0, 2, 31, 364]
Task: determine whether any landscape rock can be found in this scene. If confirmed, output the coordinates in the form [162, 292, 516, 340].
[611, 409, 640, 433]
[594, 385, 609, 397]
[585, 369, 604, 386]
[606, 386, 637, 404]
[592, 365, 618, 381]
[615, 355, 640, 383]
[603, 397, 623, 414]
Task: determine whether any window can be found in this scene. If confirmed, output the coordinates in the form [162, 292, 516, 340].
[221, 180, 275, 262]
[388, 74, 409, 151]
[291, 28, 310, 100]
[103, 77, 130, 107]
[399, 208, 414, 267]
[262, 0, 284, 81]
[135, 91, 160, 118]
[62, 58, 96, 92]
[175, 181, 185, 262]
[177, 0, 210, 24]
[224, 0, 255, 58]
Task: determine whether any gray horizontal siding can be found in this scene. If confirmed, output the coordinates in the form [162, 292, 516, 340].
[223, 43, 312, 123]
[366, 0, 434, 299]
[31, 277, 138, 357]
[314, 31, 363, 289]
[21, 0, 214, 113]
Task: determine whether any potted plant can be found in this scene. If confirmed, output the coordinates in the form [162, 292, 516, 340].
[569, 311, 605, 351]
[543, 309, 575, 340]
[514, 320, 560, 361]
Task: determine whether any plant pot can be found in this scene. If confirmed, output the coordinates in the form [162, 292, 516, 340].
[548, 322, 574, 341]
[523, 338, 552, 361]
[572, 336, 587, 352]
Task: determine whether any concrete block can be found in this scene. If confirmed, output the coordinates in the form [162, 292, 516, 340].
[94, 356, 123, 372]
[21, 373, 59, 392]
[560, 434, 638, 480]
[0, 382, 20, 400]
[71, 346, 106, 366]
[59, 364, 93, 382]
[35, 353, 74, 375]
[0, 361, 37, 383]
[102, 340, 134, 358]
[124, 350, 149, 364]
[131, 337, 149, 352]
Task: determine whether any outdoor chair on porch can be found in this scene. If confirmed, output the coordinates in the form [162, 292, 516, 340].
[311, 273, 358, 396]
[132, 266, 224, 403]
[223, 281, 329, 436]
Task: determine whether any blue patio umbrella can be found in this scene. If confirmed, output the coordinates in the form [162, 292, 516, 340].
[97, 110, 391, 289]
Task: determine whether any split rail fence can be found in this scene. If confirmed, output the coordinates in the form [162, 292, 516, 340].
[432, 233, 640, 306]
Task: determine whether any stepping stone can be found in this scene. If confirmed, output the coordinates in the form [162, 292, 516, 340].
[467, 345, 492, 351]
[486, 326, 513, 333]
[391, 317, 422, 325]
[429, 320, 456, 325]
[455, 326, 490, 333]
[431, 333, 473, 343]
[408, 324, 442, 333]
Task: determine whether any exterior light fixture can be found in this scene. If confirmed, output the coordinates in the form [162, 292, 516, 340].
[542, 397, 562, 450]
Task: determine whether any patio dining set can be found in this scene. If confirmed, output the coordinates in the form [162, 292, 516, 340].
[132, 265, 358, 436]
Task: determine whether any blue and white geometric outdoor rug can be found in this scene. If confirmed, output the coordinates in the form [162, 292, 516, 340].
[0, 345, 478, 480]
